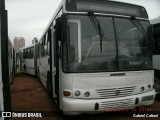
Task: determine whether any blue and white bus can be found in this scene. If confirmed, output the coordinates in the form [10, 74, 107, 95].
[38, 0, 155, 115]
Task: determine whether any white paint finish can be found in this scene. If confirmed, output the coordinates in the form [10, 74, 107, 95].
[72, 71, 153, 89]
[25, 59, 35, 75]
[20, 44, 38, 76]
[68, 19, 82, 63]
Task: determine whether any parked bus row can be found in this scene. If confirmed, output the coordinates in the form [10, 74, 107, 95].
[19, 0, 158, 115]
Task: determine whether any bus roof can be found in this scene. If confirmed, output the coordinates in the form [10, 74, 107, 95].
[39, 0, 148, 42]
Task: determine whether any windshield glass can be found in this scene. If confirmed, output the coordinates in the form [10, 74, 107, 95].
[63, 15, 151, 72]
[114, 18, 151, 70]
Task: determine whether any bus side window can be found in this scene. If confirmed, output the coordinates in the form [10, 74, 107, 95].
[47, 30, 51, 55]
[41, 37, 44, 57]
[39, 40, 42, 58]
[23, 50, 26, 59]
[47, 39, 50, 55]
[27, 48, 31, 59]
[37, 44, 39, 58]
[43, 36, 46, 56]
[31, 47, 34, 58]
[44, 34, 48, 56]
[26, 49, 28, 59]
[28, 49, 30, 58]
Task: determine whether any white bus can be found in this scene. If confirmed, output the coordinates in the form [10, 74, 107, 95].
[8, 39, 15, 83]
[19, 43, 38, 76]
[38, 0, 155, 114]
[0, 0, 11, 119]
[152, 23, 160, 99]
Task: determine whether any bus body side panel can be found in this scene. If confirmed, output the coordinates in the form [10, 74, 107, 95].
[40, 55, 48, 88]
[20, 44, 38, 76]
[0, 10, 11, 119]
[51, 27, 57, 99]
[34, 44, 38, 76]
[39, 44, 49, 89]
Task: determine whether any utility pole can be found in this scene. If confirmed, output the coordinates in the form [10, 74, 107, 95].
[0, 0, 5, 11]
[0, 0, 11, 117]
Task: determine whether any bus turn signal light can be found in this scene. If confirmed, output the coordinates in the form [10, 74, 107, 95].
[63, 91, 71, 97]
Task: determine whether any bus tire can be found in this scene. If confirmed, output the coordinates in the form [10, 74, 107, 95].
[47, 72, 53, 99]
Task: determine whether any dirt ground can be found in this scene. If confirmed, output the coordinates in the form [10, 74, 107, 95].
[10, 73, 160, 120]
[11, 73, 56, 111]
[10, 73, 60, 120]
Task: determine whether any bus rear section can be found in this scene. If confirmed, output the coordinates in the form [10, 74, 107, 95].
[19, 43, 38, 76]
[8, 40, 15, 84]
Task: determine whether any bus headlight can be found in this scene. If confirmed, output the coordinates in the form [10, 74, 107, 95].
[75, 91, 81, 96]
[141, 87, 145, 92]
[84, 92, 90, 97]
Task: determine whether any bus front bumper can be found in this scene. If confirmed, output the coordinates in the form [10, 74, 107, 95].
[62, 90, 155, 113]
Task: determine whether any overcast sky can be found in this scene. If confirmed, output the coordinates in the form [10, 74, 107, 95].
[6, 0, 160, 46]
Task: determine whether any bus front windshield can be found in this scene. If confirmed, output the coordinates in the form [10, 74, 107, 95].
[63, 15, 151, 72]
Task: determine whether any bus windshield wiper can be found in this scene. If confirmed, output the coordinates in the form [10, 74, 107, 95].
[130, 16, 147, 40]
[88, 11, 104, 52]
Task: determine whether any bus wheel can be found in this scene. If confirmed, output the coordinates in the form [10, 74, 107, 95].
[38, 68, 40, 78]
[47, 72, 53, 98]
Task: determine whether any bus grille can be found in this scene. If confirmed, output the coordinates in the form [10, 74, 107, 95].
[99, 98, 135, 109]
[95, 86, 136, 99]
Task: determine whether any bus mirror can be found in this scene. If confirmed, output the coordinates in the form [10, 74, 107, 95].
[147, 25, 154, 52]
[147, 25, 153, 37]
[55, 17, 63, 41]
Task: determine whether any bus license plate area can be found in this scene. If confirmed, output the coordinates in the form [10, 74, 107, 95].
[142, 95, 154, 102]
